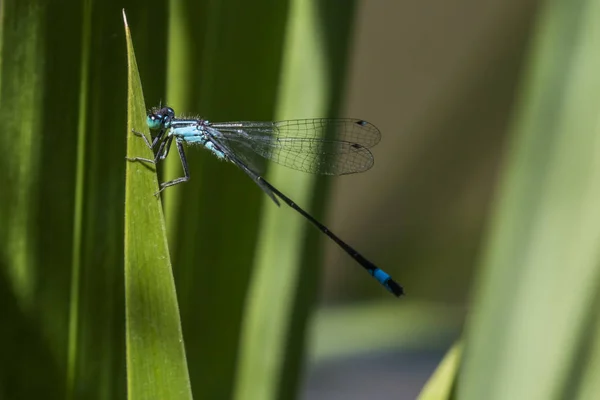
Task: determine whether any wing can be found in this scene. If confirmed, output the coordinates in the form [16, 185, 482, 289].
[208, 118, 380, 175]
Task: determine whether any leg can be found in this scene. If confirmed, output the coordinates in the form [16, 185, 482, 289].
[151, 128, 166, 148]
[130, 128, 154, 150]
[131, 127, 168, 150]
[154, 140, 190, 195]
[153, 135, 173, 163]
[126, 156, 155, 164]
[157, 134, 175, 162]
[130, 134, 173, 165]
[127, 128, 162, 164]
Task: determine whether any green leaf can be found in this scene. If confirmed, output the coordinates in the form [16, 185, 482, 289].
[0, 0, 45, 312]
[233, 1, 358, 399]
[65, 1, 92, 397]
[157, 1, 290, 398]
[459, 0, 600, 399]
[123, 11, 192, 400]
[0, 1, 72, 398]
[576, 309, 600, 399]
[417, 342, 460, 400]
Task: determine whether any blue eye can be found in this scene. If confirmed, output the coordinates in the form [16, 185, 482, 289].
[147, 114, 163, 130]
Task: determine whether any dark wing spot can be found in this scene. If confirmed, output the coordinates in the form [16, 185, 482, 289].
[355, 120, 368, 127]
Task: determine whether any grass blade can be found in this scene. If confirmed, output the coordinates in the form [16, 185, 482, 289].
[66, 0, 92, 397]
[159, 1, 288, 398]
[233, 0, 357, 398]
[0, 1, 66, 397]
[459, 0, 600, 398]
[417, 342, 460, 400]
[0, 0, 45, 313]
[123, 11, 192, 399]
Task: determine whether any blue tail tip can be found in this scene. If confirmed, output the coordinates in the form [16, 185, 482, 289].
[370, 268, 405, 297]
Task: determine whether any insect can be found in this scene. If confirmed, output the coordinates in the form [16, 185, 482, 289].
[128, 106, 404, 297]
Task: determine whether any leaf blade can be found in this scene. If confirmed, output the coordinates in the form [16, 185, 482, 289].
[123, 11, 192, 400]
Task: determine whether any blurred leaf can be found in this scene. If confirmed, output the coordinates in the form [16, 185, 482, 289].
[0, 0, 75, 398]
[0, 0, 45, 314]
[459, 0, 600, 399]
[417, 342, 461, 400]
[576, 302, 600, 399]
[158, 1, 289, 398]
[233, 0, 357, 399]
[65, 0, 92, 397]
[123, 11, 192, 400]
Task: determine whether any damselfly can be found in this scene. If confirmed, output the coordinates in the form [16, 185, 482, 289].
[128, 106, 404, 297]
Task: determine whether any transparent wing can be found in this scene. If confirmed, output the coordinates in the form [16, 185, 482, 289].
[208, 118, 381, 175]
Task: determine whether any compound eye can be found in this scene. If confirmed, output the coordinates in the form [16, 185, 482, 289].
[166, 107, 175, 118]
[147, 114, 163, 130]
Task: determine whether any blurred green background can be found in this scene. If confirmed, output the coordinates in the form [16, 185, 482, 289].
[4, 0, 600, 399]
